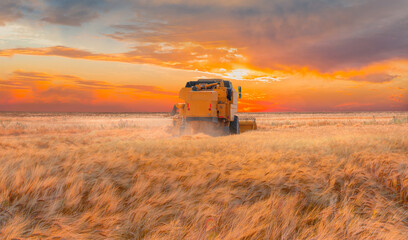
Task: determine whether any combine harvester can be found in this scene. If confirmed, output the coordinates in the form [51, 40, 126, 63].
[171, 79, 257, 135]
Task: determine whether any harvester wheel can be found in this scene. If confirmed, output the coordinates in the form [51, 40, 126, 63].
[229, 115, 240, 134]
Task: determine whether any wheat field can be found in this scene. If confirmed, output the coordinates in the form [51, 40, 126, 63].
[0, 112, 407, 239]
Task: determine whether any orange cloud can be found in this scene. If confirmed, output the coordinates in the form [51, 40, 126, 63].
[1, 67, 406, 112]
[2, 46, 406, 85]
[0, 70, 178, 112]
[1, 46, 407, 112]
[0, 45, 244, 72]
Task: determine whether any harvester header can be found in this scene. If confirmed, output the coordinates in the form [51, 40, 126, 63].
[171, 79, 257, 135]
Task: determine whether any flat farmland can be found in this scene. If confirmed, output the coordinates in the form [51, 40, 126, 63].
[0, 112, 407, 239]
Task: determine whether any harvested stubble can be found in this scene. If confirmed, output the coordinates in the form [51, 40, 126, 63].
[0, 112, 407, 239]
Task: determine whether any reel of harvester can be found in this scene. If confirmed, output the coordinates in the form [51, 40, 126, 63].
[239, 117, 257, 133]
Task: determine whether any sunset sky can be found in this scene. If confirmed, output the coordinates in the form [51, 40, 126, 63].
[0, 0, 407, 112]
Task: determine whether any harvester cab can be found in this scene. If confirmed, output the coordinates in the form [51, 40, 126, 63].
[171, 79, 257, 135]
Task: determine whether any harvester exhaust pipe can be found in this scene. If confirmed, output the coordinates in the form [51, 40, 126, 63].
[238, 86, 242, 99]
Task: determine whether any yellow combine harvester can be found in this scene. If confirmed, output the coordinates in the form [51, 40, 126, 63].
[171, 79, 257, 135]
